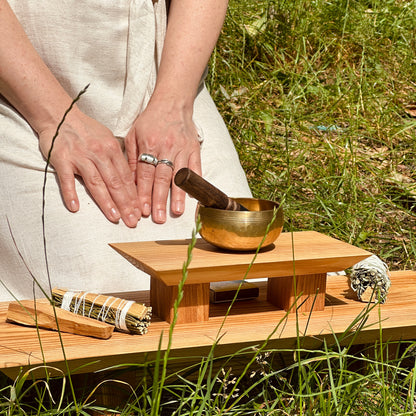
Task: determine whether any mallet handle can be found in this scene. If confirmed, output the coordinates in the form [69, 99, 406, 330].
[174, 168, 248, 211]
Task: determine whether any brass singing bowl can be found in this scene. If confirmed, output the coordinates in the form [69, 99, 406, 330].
[197, 198, 284, 251]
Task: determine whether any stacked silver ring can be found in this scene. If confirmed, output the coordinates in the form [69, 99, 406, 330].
[138, 153, 174, 170]
[157, 159, 174, 169]
[138, 153, 158, 166]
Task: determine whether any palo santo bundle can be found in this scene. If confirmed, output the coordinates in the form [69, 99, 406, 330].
[52, 288, 152, 335]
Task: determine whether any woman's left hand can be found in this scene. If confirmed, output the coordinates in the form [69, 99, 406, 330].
[123, 0, 229, 224]
[124, 99, 202, 224]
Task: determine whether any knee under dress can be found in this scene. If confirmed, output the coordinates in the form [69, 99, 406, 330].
[0, 0, 252, 301]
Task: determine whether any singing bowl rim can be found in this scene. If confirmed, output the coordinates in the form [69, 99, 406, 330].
[197, 197, 284, 251]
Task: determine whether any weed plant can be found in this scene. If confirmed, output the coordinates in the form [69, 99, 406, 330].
[2, 0, 416, 414]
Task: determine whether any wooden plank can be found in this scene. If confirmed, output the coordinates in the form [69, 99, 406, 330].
[6, 300, 113, 340]
[110, 231, 372, 286]
[0, 270, 414, 380]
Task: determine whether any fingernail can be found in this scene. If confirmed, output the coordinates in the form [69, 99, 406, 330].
[110, 207, 119, 220]
[69, 200, 77, 212]
[156, 209, 166, 223]
[174, 201, 184, 214]
[143, 203, 151, 217]
[128, 213, 137, 227]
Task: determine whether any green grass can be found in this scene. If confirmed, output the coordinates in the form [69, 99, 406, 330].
[208, 0, 416, 270]
[2, 0, 416, 414]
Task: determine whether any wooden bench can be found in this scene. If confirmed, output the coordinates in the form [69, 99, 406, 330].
[1, 264, 416, 380]
[110, 231, 371, 323]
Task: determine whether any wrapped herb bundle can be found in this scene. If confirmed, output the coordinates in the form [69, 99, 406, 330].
[349, 255, 391, 304]
[52, 288, 152, 334]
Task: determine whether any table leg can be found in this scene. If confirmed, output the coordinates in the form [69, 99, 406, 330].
[267, 273, 327, 312]
[150, 277, 210, 324]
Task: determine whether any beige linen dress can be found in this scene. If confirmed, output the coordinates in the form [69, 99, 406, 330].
[0, 0, 251, 301]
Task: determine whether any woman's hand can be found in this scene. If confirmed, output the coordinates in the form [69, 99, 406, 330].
[121, 0, 229, 224]
[120, 0, 228, 224]
[0, 1, 141, 227]
[124, 98, 202, 224]
[38, 108, 141, 228]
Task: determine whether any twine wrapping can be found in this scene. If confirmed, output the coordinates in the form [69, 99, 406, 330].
[349, 255, 391, 304]
[52, 288, 152, 334]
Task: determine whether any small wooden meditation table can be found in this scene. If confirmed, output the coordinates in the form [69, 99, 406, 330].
[110, 231, 372, 324]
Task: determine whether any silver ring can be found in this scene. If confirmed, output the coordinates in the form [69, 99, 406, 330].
[157, 159, 174, 170]
[138, 153, 158, 166]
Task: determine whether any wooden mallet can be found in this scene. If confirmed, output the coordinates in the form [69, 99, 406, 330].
[174, 168, 248, 211]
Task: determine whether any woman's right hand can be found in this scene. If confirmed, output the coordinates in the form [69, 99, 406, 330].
[1, 2, 140, 227]
[38, 107, 141, 228]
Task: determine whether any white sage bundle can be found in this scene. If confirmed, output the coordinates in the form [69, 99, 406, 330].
[349, 255, 391, 304]
[52, 288, 152, 334]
